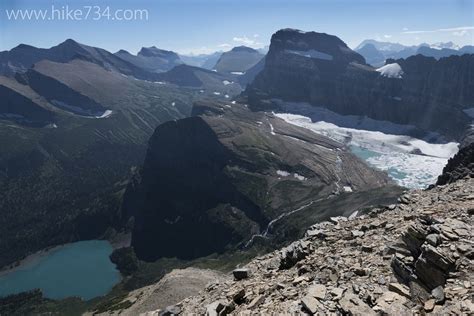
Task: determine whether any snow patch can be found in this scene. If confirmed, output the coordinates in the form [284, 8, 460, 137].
[51, 100, 112, 119]
[293, 173, 307, 181]
[343, 186, 353, 192]
[276, 170, 306, 181]
[96, 110, 113, 118]
[230, 71, 245, 75]
[376, 63, 403, 79]
[222, 80, 232, 85]
[269, 122, 276, 135]
[213, 92, 221, 95]
[276, 170, 290, 177]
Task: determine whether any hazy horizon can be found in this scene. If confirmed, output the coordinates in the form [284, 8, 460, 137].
[1, 0, 473, 55]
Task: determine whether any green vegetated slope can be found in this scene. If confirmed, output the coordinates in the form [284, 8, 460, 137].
[0, 59, 202, 267]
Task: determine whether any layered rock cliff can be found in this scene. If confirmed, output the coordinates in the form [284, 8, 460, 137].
[437, 126, 474, 185]
[247, 29, 473, 140]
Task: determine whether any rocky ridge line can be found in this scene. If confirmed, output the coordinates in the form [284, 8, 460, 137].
[148, 178, 473, 315]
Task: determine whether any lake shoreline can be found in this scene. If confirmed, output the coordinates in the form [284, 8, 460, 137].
[0, 244, 65, 278]
[0, 240, 123, 300]
[0, 233, 130, 278]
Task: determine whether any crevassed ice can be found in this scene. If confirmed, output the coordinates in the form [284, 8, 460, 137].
[275, 111, 459, 189]
[376, 63, 403, 79]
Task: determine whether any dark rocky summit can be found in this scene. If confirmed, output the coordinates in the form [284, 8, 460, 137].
[213, 46, 264, 74]
[247, 29, 473, 140]
[437, 126, 474, 185]
[115, 46, 183, 73]
[123, 100, 400, 262]
[356, 43, 386, 66]
[0, 39, 150, 80]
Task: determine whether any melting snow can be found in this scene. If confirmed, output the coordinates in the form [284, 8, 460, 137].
[269, 122, 276, 135]
[96, 110, 113, 118]
[276, 170, 306, 181]
[293, 173, 307, 181]
[222, 80, 232, 85]
[376, 63, 403, 79]
[277, 170, 291, 177]
[230, 71, 245, 75]
[213, 92, 221, 95]
[276, 112, 459, 189]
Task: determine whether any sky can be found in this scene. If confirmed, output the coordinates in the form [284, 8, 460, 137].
[0, 0, 473, 55]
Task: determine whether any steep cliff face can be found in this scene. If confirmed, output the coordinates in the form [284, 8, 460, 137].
[0, 77, 54, 126]
[124, 101, 400, 262]
[437, 126, 474, 185]
[247, 29, 473, 140]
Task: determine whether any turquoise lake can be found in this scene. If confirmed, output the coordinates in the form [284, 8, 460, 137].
[0, 240, 120, 300]
[350, 146, 408, 182]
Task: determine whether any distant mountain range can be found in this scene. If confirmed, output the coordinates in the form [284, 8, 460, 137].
[1, 27, 473, 315]
[0, 39, 262, 267]
[114, 46, 183, 73]
[178, 52, 223, 69]
[355, 39, 474, 67]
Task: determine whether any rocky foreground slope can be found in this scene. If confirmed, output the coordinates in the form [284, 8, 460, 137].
[139, 177, 474, 315]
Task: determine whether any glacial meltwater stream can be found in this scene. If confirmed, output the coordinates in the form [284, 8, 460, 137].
[0, 240, 120, 300]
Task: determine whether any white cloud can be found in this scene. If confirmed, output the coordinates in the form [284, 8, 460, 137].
[383, 34, 392, 39]
[402, 27, 409, 31]
[177, 46, 218, 55]
[402, 25, 474, 34]
[218, 43, 231, 48]
[452, 30, 468, 37]
[232, 35, 263, 48]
